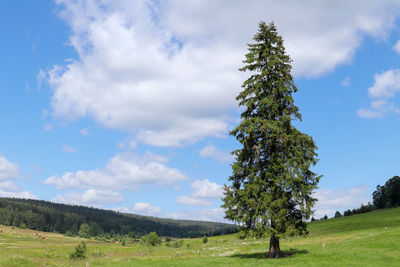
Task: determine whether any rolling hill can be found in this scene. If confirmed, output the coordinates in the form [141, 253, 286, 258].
[0, 197, 237, 238]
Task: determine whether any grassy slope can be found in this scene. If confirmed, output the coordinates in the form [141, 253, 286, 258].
[0, 207, 399, 266]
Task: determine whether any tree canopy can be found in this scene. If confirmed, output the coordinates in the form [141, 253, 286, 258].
[222, 21, 321, 258]
[373, 176, 400, 208]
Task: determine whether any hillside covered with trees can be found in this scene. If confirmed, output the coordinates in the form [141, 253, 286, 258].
[0, 198, 237, 238]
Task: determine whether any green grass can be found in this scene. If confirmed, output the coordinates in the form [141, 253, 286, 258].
[0, 207, 399, 266]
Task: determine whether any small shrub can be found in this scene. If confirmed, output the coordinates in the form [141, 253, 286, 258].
[70, 241, 87, 259]
[122, 237, 126, 246]
[202, 236, 208, 244]
[147, 232, 161, 246]
[64, 230, 76, 237]
[139, 235, 147, 245]
[19, 222, 27, 229]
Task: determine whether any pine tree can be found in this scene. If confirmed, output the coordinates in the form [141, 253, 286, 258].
[222, 21, 321, 258]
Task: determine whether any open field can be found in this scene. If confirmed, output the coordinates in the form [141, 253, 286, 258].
[0, 207, 399, 266]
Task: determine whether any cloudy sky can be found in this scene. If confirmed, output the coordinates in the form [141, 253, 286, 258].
[1, 0, 400, 221]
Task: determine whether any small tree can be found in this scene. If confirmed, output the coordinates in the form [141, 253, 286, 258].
[222, 21, 321, 258]
[202, 235, 208, 244]
[147, 232, 161, 246]
[70, 241, 87, 259]
[78, 223, 91, 239]
[334, 211, 342, 218]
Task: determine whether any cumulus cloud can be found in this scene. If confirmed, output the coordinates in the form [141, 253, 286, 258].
[132, 202, 163, 216]
[393, 40, 400, 54]
[53, 189, 123, 206]
[46, 0, 400, 147]
[162, 0, 400, 77]
[0, 156, 19, 180]
[166, 207, 228, 223]
[115, 202, 226, 221]
[0, 156, 36, 199]
[176, 196, 212, 207]
[199, 145, 233, 163]
[313, 186, 371, 218]
[43, 152, 188, 190]
[114, 202, 163, 217]
[176, 179, 223, 206]
[358, 69, 400, 118]
[0, 190, 37, 199]
[0, 181, 20, 192]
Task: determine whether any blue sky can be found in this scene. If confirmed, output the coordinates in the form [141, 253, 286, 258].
[1, 0, 400, 221]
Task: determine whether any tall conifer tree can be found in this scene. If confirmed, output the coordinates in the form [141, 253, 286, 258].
[222, 22, 321, 258]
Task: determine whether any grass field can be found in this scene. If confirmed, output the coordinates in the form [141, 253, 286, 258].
[0, 207, 399, 266]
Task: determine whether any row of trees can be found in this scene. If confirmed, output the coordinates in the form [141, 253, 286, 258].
[0, 198, 237, 238]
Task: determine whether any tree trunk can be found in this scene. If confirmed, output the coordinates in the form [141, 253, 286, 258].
[268, 236, 284, 258]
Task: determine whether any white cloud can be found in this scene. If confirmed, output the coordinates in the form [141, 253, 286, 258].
[53, 189, 122, 206]
[166, 207, 228, 223]
[357, 108, 385, 119]
[80, 127, 90, 136]
[163, 0, 400, 77]
[0, 181, 20, 192]
[114, 202, 163, 217]
[37, 69, 46, 88]
[43, 152, 188, 190]
[191, 179, 224, 199]
[132, 202, 163, 216]
[393, 39, 400, 54]
[313, 186, 371, 218]
[358, 69, 400, 118]
[0, 190, 37, 199]
[115, 203, 227, 221]
[199, 145, 233, 163]
[176, 179, 223, 207]
[61, 145, 78, 153]
[0, 156, 19, 180]
[341, 76, 350, 87]
[47, 0, 400, 147]
[0, 156, 36, 199]
[176, 196, 212, 207]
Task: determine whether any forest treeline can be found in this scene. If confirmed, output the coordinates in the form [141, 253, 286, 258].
[0, 198, 237, 238]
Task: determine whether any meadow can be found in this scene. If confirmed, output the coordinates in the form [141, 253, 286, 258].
[0, 207, 399, 266]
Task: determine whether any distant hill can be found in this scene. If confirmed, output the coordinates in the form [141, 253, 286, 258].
[0, 198, 237, 238]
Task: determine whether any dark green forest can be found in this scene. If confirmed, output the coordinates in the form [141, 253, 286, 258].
[0, 198, 237, 238]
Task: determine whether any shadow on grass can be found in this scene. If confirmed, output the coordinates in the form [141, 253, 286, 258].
[230, 248, 308, 259]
